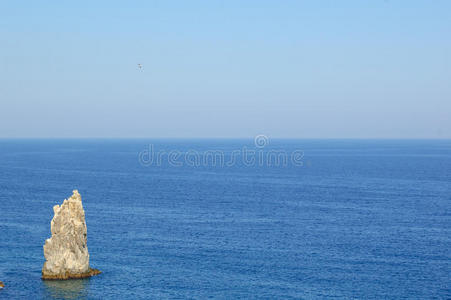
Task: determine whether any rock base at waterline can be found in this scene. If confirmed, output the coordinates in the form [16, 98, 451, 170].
[42, 268, 101, 280]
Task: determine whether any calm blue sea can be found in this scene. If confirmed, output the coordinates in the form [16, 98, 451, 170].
[0, 139, 450, 299]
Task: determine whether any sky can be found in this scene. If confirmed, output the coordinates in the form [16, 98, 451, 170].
[0, 1, 450, 138]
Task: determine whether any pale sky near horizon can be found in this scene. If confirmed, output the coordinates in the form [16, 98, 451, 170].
[1, 1, 450, 138]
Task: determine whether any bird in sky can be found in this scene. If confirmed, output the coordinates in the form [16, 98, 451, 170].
[137, 64, 142, 69]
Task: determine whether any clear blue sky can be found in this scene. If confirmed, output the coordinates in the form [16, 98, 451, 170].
[1, 1, 450, 138]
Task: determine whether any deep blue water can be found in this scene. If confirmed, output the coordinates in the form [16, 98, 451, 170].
[0, 139, 450, 299]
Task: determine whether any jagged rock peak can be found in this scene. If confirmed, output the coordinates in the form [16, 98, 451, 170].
[42, 190, 101, 280]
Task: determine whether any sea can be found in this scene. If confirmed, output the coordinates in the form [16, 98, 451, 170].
[0, 139, 449, 299]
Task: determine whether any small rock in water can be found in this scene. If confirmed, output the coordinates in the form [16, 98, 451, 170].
[42, 190, 101, 280]
[0, 281, 4, 289]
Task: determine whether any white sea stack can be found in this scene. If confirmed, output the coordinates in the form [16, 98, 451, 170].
[42, 190, 100, 280]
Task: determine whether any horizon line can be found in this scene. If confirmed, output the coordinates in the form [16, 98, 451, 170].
[0, 137, 450, 141]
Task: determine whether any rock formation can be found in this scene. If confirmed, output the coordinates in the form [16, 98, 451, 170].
[42, 190, 101, 280]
